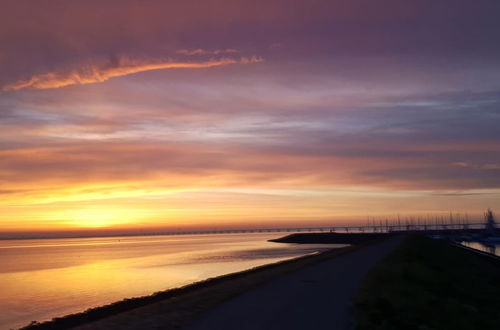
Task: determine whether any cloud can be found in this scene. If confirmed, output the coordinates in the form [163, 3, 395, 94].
[452, 162, 471, 168]
[3, 56, 263, 91]
[2, 75, 500, 194]
[483, 164, 500, 170]
[176, 48, 239, 56]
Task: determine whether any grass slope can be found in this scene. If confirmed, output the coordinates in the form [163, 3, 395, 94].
[354, 236, 500, 330]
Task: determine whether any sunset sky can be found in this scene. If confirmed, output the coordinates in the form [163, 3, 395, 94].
[1, 0, 500, 236]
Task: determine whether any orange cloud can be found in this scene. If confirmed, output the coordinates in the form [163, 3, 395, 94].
[3, 56, 263, 91]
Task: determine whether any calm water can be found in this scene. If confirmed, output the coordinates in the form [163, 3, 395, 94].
[0, 233, 339, 329]
[461, 241, 500, 257]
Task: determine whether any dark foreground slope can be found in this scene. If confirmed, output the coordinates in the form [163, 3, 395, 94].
[354, 236, 500, 330]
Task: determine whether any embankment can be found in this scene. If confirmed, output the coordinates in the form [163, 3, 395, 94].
[354, 235, 500, 330]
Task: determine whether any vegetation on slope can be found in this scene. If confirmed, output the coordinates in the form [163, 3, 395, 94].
[354, 236, 500, 330]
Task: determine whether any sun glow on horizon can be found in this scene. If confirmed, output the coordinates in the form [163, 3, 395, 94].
[67, 210, 123, 228]
[1, 183, 499, 235]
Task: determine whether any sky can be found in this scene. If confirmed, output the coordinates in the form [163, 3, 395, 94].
[1, 0, 500, 236]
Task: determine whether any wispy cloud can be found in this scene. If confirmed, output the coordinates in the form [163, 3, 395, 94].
[3, 56, 263, 91]
[176, 48, 239, 56]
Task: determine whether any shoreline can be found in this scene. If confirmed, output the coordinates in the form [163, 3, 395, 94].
[20, 234, 389, 330]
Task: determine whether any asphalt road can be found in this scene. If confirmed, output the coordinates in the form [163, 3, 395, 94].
[186, 236, 403, 330]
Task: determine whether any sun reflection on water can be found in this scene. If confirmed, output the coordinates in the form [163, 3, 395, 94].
[0, 233, 336, 329]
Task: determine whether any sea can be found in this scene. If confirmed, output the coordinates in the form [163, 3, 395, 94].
[0, 233, 339, 329]
[460, 241, 500, 257]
